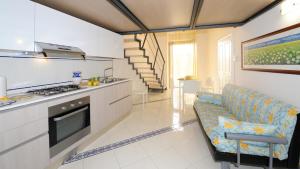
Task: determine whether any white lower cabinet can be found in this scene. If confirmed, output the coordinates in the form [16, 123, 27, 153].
[0, 103, 48, 153]
[0, 134, 49, 169]
[90, 87, 112, 134]
[0, 81, 132, 169]
[90, 81, 133, 135]
[112, 95, 132, 119]
[0, 103, 49, 169]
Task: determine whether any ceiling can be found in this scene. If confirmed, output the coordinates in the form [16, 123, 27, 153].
[33, 0, 281, 34]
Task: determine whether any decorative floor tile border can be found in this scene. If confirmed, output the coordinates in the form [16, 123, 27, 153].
[63, 118, 198, 164]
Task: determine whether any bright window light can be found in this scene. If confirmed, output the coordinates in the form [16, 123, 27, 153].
[281, 0, 300, 15]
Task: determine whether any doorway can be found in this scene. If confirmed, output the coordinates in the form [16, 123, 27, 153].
[217, 35, 232, 93]
[170, 42, 196, 88]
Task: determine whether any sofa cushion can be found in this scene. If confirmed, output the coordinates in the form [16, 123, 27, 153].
[218, 116, 277, 147]
[218, 116, 277, 136]
[194, 99, 234, 135]
[197, 92, 222, 105]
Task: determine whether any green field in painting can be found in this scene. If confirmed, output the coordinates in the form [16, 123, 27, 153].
[244, 40, 300, 65]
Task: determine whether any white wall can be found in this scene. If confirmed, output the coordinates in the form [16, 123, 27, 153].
[233, 3, 300, 107]
[0, 53, 112, 94]
[113, 59, 147, 104]
[196, 28, 235, 87]
[113, 58, 147, 92]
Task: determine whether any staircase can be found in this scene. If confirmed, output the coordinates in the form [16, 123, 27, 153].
[123, 33, 166, 92]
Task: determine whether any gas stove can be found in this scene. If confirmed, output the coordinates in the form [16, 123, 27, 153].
[27, 84, 81, 96]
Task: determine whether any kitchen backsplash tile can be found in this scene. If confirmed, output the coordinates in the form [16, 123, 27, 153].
[0, 54, 113, 94]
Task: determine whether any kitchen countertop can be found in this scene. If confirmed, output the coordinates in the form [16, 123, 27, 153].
[0, 79, 130, 113]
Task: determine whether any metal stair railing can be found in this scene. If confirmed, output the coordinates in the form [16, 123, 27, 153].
[137, 33, 166, 89]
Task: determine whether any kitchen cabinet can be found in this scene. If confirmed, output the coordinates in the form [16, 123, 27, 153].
[35, 3, 123, 58]
[0, 134, 49, 169]
[109, 81, 132, 125]
[111, 95, 132, 121]
[0, 0, 35, 51]
[0, 80, 132, 169]
[0, 103, 49, 169]
[90, 87, 113, 134]
[0, 103, 48, 153]
[90, 81, 132, 135]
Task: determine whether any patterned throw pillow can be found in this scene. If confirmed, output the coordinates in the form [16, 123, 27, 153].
[198, 92, 222, 105]
[218, 116, 278, 146]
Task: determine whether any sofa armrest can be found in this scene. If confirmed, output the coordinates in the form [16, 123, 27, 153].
[225, 133, 288, 145]
[225, 132, 288, 169]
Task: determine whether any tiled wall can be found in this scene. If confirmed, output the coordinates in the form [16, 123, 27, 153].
[0, 53, 113, 94]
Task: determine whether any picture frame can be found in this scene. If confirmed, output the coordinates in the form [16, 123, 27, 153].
[241, 23, 300, 74]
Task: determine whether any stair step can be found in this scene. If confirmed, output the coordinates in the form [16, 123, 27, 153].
[124, 39, 137, 43]
[129, 58, 148, 63]
[140, 71, 155, 77]
[125, 50, 144, 56]
[144, 79, 158, 82]
[123, 34, 135, 40]
[125, 47, 141, 50]
[131, 61, 148, 63]
[124, 41, 140, 48]
[148, 86, 163, 90]
[125, 55, 144, 57]
[137, 69, 153, 73]
[134, 67, 152, 70]
[133, 63, 151, 68]
[143, 76, 157, 79]
[147, 81, 161, 85]
[128, 55, 147, 61]
[130, 61, 150, 64]
[145, 80, 159, 83]
[148, 84, 162, 89]
[140, 73, 156, 77]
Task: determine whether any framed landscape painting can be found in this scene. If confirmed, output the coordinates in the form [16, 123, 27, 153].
[242, 23, 300, 74]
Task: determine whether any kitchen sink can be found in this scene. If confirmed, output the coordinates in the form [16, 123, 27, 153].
[101, 78, 126, 84]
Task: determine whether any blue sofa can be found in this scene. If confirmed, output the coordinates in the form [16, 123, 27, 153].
[193, 84, 300, 169]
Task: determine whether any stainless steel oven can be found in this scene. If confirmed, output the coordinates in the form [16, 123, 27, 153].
[48, 96, 90, 157]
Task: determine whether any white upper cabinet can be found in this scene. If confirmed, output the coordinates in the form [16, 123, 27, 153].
[0, 0, 35, 51]
[35, 3, 124, 58]
[35, 4, 92, 54]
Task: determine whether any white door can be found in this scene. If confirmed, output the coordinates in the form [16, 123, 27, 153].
[217, 35, 232, 93]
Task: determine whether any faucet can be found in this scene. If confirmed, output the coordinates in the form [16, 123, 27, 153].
[104, 67, 113, 79]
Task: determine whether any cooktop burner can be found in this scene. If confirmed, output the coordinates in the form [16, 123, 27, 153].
[27, 84, 81, 96]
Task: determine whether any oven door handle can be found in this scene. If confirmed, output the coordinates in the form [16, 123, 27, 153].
[53, 106, 89, 122]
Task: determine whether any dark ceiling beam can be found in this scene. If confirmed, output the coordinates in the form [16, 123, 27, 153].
[107, 0, 149, 31]
[190, 0, 204, 29]
[195, 22, 244, 29]
[119, 22, 243, 35]
[242, 0, 283, 24]
[115, 0, 283, 35]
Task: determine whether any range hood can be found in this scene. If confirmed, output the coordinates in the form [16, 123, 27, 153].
[35, 42, 86, 59]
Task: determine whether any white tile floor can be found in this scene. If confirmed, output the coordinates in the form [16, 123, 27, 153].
[59, 89, 260, 169]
